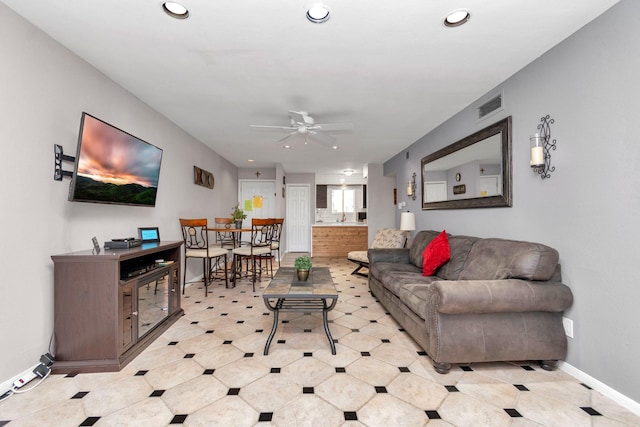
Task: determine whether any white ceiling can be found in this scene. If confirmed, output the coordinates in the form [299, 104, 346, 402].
[2, 0, 619, 176]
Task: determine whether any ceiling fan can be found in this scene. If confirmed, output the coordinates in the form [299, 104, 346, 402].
[250, 110, 352, 148]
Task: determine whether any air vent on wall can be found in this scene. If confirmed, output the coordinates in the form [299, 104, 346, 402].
[477, 93, 503, 119]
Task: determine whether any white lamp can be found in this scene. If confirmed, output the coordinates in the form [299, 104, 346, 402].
[400, 212, 416, 231]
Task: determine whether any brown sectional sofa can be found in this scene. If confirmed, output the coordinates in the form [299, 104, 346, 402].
[368, 230, 574, 374]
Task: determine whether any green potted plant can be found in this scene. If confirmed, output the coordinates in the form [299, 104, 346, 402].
[230, 205, 247, 229]
[294, 255, 312, 281]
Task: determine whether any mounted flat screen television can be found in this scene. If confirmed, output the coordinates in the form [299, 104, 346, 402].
[68, 113, 163, 207]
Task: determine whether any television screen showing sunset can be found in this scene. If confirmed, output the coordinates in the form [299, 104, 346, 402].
[69, 113, 163, 206]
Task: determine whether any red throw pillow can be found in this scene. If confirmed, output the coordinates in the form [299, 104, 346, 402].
[422, 230, 451, 276]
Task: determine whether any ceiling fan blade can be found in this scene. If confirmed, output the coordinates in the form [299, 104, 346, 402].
[250, 125, 297, 132]
[274, 132, 298, 143]
[314, 122, 353, 132]
[308, 131, 336, 147]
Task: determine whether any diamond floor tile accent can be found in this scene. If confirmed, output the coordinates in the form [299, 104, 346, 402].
[0, 255, 638, 426]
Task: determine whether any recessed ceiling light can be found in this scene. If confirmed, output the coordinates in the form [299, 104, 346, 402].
[163, 2, 189, 19]
[444, 9, 470, 27]
[282, 145, 292, 149]
[307, 5, 330, 24]
[344, 169, 354, 176]
[332, 145, 339, 150]
[247, 159, 254, 163]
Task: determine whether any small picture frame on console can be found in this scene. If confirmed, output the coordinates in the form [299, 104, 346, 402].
[91, 236, 100, 254]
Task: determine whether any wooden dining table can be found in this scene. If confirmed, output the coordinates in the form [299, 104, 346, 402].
[206, 227, 253, 286]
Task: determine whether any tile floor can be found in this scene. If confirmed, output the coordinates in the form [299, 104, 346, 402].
[1, 255, 639, 426]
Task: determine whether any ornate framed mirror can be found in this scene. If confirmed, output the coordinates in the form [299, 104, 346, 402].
[421, 116, 512, 210]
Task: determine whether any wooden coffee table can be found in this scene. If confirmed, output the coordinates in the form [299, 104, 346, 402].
[262, 267, 338, 355]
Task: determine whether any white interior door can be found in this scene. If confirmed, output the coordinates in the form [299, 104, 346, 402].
[239, 180, 276, 225]
[286, 184, 310, 252]
[479, 175, 501, 197]
[425, 181, 447, 202]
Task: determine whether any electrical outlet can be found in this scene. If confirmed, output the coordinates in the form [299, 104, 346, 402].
[562, 317, 574, 338]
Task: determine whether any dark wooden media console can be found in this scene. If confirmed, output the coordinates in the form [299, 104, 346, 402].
[51, 241, 183, 374]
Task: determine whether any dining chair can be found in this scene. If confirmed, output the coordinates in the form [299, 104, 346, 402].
[179, 218, 228, 296]
[231, 218, 274, 292]
[270, 218, 284, 267]
[214, 217, 236, 249]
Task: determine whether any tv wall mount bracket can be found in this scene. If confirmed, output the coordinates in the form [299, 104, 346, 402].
[54, 144, 75, 181]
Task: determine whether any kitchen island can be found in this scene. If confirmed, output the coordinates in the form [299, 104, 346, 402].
[311, 223, 368, 258]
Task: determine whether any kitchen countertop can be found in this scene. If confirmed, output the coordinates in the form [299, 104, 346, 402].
[312, 222, 368, 227]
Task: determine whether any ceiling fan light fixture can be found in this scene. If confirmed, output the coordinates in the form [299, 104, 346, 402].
[444, 9, 470, 27]
[307, 5, 330, 24]
[163, 2, 189, 19]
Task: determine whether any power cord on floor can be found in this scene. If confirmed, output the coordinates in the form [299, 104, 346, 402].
[0, 334, 56, 402]
[11, 367, 51, 394]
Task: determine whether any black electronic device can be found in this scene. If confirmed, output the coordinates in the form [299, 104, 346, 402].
[138, 227, 160, 243]
[123, 265, 152, 278]
[104, 239, 142, 249]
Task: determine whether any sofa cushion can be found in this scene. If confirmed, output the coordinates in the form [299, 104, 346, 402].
[422, 231, 450, 276]
[374, 265, 430, 295]
[370, 261, 421, 284]
[437, 235, 478, 280]
[458, 238, 560, 281]
[408, 230, 442, 268]
[398, 284, 431, 320]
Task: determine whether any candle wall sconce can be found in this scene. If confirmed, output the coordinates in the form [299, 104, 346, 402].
[530, 115, 556, 179]
[407, 172, 417, 200]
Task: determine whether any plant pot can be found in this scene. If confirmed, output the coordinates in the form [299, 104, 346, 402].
[296, 269, 310, 281]
[234, 220, 243, 229]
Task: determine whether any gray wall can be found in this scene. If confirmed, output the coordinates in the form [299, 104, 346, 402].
[365, 164, 397, 244]
[0, 5, 237, 387]
[385, 0, 639, 403]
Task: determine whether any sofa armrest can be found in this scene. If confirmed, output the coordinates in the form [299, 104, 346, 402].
[368, 248, 411, 264]
[428, 279, 573, 314]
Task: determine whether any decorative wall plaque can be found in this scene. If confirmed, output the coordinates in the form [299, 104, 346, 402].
[194, 166, 214, 189]
[453, 184, 466, 195]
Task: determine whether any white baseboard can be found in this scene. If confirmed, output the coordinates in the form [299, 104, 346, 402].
[559, 361, 640, 416]
[0, 376, 17, 397]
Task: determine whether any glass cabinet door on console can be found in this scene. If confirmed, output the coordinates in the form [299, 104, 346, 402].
[168, 266, 180, 314]
[136, 266, 174, 339]
[119, 282, 135, 352]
